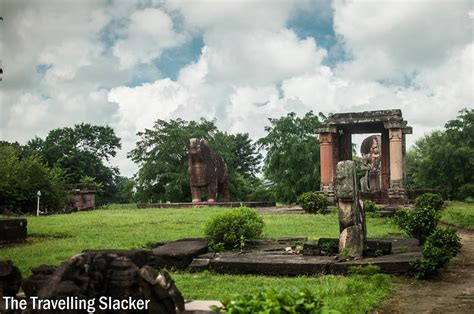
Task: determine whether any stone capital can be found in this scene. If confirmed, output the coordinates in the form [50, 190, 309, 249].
[383, 121, 407, 129]
[315, 125, 337, 134]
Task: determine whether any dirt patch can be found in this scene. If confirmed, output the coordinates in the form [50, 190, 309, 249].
[378, 228, 474, 313]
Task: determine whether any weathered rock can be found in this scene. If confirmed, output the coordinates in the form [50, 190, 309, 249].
[0, 218, 27, 245]
[139, 266, 185, 314]
[152, 238, 208, 269]
[0, 260, 22, 297]
[335, 160, 366, 259]
[22, 264, 57, 297]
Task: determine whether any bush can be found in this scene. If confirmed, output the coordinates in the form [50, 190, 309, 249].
[415, 193, 444, 211]
[363, 200, 378, 213]
[204, 208, 264, 250]
[412, 227, 462, 278]
[457, 183, 474, 201]
[212, 288, 323, 313]
[297, 192, 329, 214]
[394, 207, 440, 243]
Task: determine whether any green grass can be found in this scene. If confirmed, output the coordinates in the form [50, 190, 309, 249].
[0, 206, 398, 313]
[441, 201, 474, 228]
[172, 271, 392, 314]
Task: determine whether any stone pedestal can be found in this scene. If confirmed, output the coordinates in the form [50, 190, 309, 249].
[335, 160, 366, 259]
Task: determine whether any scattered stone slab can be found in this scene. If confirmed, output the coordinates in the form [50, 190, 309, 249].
[138, 201, 276, 209]
[0, 218, 27, 245]
[82, 248, 154, 268]
[22, 264, 57, 297]
[152, 238, 209, 269]
[180, 300, 222, 314]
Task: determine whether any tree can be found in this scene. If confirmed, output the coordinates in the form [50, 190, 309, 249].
[129, 118, 262, 203]
[27, 123, 121, 204]
[257, 111, 323, 203]
[0, 145, 68, 214]
[407, 109, 474, 199]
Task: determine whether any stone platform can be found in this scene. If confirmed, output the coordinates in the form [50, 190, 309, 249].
[0, 218, 27, 245]
[189, 237, 421, 276]
[138, 201, 276, 209]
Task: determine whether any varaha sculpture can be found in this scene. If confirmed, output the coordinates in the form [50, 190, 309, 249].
[187, 138, 230, 203]
[360, 135, 382, 192]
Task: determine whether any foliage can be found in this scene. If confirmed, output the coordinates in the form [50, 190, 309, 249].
[204, 208, 264, 250]
[412, 227, 462, 278]
[363, 200, 379, 213]
[27, 123, 121, 204]
[415, 193, 444, 212]
[441, 201, 474, 228]
[297, 192, 329, 214]
[212, 287, 324, 314]
[457, 183, 474, 201]
[113, 176, 136, 204]
[0, 145, 68, 214]
[129, 118, 262, 203]
[406, 109, 473, 199]
[394, 207, 440, 243]
[258, 111, 323, 204]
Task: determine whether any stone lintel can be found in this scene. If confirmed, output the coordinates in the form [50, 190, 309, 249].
[315, 125, 337, 134]
[383, 121, 407, 129]
[402, 126, 413, 134]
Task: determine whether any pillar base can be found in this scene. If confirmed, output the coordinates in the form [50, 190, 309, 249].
[388, 181, 407, 205]
[319, 183, 335, 204]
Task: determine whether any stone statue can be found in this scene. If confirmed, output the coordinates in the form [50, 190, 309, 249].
[360, 135, 382, 192]
[187, 138, 230, 203]
[335, 160, 366, 259]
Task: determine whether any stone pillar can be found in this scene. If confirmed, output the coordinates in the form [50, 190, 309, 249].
[385, 122, 407, 203]
[335, 160, 366, 259]
[381, 130, 390, 191]
[317, 126, 338, 202]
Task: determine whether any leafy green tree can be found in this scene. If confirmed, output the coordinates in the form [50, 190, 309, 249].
[0, 145, 67, 214]
[257, 111, 323, 203]
[129, 118, 262, 203]
[407, 109, 473, 199]
[27, 123, 121, 203]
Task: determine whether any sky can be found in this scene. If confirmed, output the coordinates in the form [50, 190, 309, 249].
[0, 0, 473, 177]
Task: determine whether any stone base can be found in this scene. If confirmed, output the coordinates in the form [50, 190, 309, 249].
[138, 201, 276, 209]
[0, 218, 27, 245]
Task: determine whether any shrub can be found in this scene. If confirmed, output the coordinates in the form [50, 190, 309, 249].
[412, 227, 462, 278]
[394, 207, 440, 243]
[212, 288, 323, 313]
[415, 193, 444, 211]
[297, 192, 329, 214]
[349, 265, 381, 276]
[363, 200, 378, 213]
[204, 208, 264, 250]
[457, 183, 474, 201]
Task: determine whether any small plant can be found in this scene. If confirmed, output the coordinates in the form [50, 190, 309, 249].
[204, 207, 264, 250]
[363, 200, 379, 213]
[320, 241, 338, 255]
[394, 207, 440, 244]
[297, 192, 329, 214]
[211, 287, 323, 313]
[398, 245, 408, 253]
[412, 227, 462, 279]
[457, 183, 474, 201]
[415, 193, 444, 212]
[349, 265, 381, 276]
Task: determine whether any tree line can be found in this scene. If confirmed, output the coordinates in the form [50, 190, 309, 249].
[0, 109, 472, 213]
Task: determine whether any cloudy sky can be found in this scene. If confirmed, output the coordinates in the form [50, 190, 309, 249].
[0, 0, 473, 177]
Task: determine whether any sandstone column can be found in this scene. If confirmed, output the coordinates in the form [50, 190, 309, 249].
[389, 128, 403, 187]
[317, 126, 337, 201]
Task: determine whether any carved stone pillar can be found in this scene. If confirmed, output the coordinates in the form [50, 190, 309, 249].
[386, 126, 406, 203]
[317, 126, 337, 201]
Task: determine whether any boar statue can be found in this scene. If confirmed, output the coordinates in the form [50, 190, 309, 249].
[187, 138, 230, 203]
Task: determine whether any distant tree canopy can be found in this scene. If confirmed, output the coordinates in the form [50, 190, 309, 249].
[257, 111, 323, 204]
[0, 143, 67, 214]
[129, 118, 262, 203]
[27, 123, 122, 204]
[407, 109, 474, 200]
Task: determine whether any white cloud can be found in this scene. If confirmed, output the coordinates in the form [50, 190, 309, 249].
[112, 8, 186, 69]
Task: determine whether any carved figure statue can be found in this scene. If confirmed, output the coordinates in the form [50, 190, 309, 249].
[360, 135, 382, 192]
[187, 138, 230, 203]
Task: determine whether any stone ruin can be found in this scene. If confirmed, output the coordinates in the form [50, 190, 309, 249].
[316, 109, 412, 204]
[0, 218, 27, 245]
[335, 160, 366, 259]
[187, 138, 230, 204]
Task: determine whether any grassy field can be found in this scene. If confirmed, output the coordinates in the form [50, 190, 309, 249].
[441, 201, 474, 229]
[0, 206, 401, 313]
